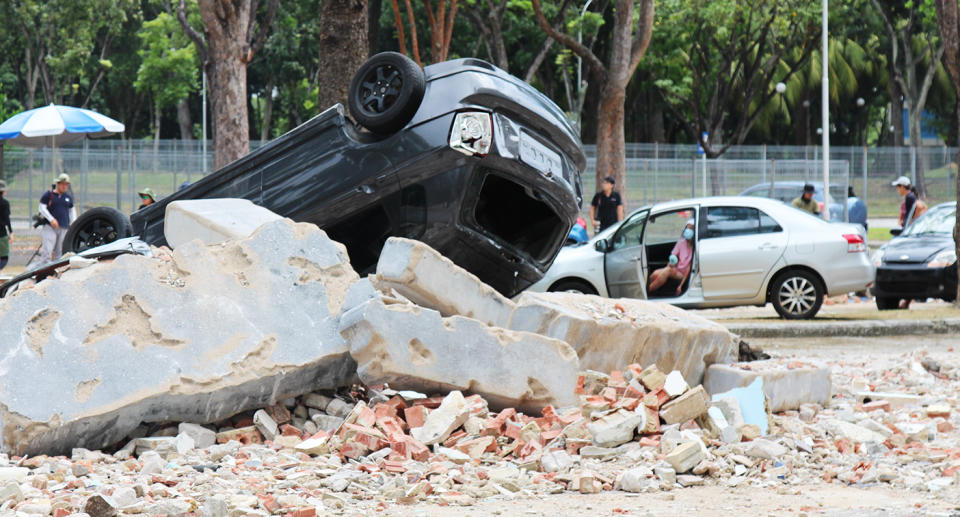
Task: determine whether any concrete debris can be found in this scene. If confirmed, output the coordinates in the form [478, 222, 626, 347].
[339, 297, 580, 410]
[373, 237, 516, 327]
[372, 237, 738, 386]
[703, 359, 832, 412]
[4, 203, 960, 512]
[0, 219, 358, 455]
[0, 346, 947, 513]
[163, 198, 283, 249]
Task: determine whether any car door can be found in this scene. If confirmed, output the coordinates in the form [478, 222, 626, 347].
[603, 209, 649, 298]
[698, 205, 788, 299]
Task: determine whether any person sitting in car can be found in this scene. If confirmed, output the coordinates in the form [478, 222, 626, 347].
[647, 219, 695, 296]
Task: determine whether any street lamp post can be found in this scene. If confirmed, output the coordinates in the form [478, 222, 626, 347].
[856, 97, 865, 146]
[775, 82, 787, 146]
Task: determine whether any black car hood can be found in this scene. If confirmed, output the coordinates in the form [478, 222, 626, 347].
[882, 235, 953, 263]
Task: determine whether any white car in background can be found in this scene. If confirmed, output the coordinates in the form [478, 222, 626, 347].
[527, 196, 874, 319]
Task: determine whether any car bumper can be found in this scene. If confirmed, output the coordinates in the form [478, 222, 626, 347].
[873, 263, 958, 300]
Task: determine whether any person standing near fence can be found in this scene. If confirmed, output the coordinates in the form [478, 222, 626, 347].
[791, 184, 820, 216]
[590, 176, 624, 234]
[847, 186, 867, 231]
[38, 173, 76, 263]
[892, 176, 926, 228]
[0, 181, 11, 273]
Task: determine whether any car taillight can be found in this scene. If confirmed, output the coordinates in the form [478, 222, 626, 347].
[843, 234, 866, 253]
[449, 112, 492, 156]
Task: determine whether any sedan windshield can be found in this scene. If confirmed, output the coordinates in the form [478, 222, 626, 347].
[902, 206, 956, 236]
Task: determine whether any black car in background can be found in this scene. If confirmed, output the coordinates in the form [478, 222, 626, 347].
[872, 202, 957, 309]
[63, 52, 585, 297]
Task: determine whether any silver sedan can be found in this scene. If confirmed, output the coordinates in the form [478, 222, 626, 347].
[527, 196, 875, 319]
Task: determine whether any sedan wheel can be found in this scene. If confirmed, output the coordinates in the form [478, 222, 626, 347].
[771, 270, 824, 319]
[548, 279, 598, 296]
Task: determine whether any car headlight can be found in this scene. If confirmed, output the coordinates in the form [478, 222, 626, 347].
[449, 112, 492, 157]
[871, 249, 884, 267]
[927, 250, 957, 268]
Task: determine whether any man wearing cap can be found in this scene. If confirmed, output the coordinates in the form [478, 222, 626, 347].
[791, 184, 820, 216]
[0, 181, 12, 272]
[590, 176, 624, 233]
[137, 187, 156, 210]
[39, 173, 76, 262]
[892, 176, 919, 227]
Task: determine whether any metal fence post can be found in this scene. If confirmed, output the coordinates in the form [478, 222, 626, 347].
[862, 146, 868, 205]
[761, 144, 767, 183]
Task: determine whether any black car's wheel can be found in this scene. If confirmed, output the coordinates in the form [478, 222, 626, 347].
[771, 269, 824, 319]
[548, 279, 598, 295]
[349, 52, 425, 134]
[63, 207, 133, 254]
[875, 296, 901, 310]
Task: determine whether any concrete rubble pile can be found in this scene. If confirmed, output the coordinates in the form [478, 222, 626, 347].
[2, 203, 958, 513]
[0, 348, 958, 515]
[0, 204, 739, 456]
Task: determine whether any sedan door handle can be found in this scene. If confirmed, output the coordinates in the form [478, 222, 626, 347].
[758, 242, 778, 251]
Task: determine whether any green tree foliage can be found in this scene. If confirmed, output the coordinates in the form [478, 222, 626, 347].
[8, 0, 137, 108]
[134, 13, 199, 114]
[648, 0, 820, 159]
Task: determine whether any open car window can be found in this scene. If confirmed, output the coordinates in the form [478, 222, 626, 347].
[610, 210, 648, 250]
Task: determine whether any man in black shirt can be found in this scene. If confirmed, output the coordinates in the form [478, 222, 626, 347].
[590, 176, 623, 233]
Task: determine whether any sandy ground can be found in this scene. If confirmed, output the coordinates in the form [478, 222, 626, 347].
[387, 484, 958, 516]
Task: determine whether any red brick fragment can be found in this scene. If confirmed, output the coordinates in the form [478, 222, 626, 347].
[404, 405, 428, 429]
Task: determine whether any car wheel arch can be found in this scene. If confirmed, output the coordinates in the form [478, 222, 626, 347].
[765, 265, 825, 303]
[548, 277, 599, 295]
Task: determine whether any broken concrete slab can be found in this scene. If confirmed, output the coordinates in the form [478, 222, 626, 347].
[410, 391, 471, 446]
[508, 292, 738, 386]
[0, 219, 359, 456]
[659, 386, 710, 425]
[703, 360, 832, 413]
[163, 199, 283, 249]
[373, 237, 516, 327]
[710, 378, 768, 436]
[586, 409, 644, 448]
[664, 441, 703, 473]
[338, 298, 580, 411]
[372, 238, 736, 386]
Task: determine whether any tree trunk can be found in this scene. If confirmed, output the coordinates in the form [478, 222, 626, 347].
[317, 0, 368, 111]
[261, 79, 275, 142]
[368, 0, 381, 56]
[207, 40, 249, 169]
[887, 60, 904, 147]
[177, 99, 193, 140]
[594, 81, 626, 201]
[933, 0, 960, 305]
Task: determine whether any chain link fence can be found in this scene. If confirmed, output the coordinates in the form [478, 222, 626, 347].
[0, 140, 955, 223]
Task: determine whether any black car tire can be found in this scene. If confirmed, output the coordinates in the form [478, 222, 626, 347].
[875, 296, 901, 310]
[548, 279, 598, 295]
[770, 269, 824, 319]
[63, 207, 133, 254]
[349, 52, 425, 134]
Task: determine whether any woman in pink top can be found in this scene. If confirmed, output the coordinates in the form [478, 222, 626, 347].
[647, 220, 695, 296]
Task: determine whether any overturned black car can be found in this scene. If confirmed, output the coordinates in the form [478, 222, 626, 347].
[63, 53, 585, 296]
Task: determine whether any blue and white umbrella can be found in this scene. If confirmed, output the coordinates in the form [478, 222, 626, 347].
[0, 103, 124, 148]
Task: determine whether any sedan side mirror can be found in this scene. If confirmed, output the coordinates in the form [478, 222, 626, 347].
[594, 239, 609, 253]
[890, 228, 902, 236]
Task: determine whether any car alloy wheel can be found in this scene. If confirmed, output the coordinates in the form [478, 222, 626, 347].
[771, 270, 824, 319]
